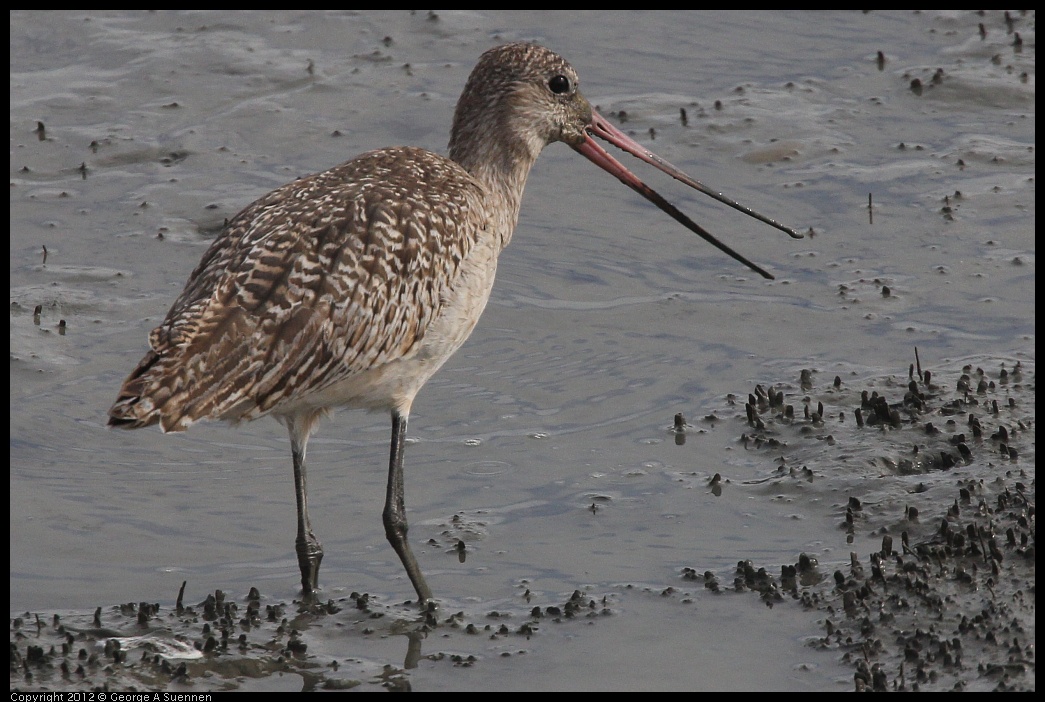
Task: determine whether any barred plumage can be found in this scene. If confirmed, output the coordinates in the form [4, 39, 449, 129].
[110, 147, 487, 432]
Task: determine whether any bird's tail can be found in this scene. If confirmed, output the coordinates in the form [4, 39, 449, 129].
[107, 349, 173, 430]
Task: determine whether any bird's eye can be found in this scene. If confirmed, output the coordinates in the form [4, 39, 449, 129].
[548, 75, 571, 95]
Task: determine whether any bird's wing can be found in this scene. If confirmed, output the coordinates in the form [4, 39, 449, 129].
[109, 147, 488, 431]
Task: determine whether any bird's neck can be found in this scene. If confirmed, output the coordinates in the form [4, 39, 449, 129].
[448, 118, 542, 250]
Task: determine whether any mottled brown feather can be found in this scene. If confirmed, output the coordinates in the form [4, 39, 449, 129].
[110, 147, 487, 431]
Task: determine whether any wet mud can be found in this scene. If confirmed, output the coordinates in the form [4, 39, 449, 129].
[10, 9, 1035, 692]
[11, 584, 616, 692]
[12, 354, 1033, 692]
[675, 352, 1035, 691]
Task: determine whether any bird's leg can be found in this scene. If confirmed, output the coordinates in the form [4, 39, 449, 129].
[383, 410, 433, 606]
[289, 428, 323, 593]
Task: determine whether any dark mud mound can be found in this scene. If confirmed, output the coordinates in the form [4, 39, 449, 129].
[11, 586, 612, 692]
[679, 352, 1035, 691]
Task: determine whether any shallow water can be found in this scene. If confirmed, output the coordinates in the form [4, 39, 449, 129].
[10, 10, 1034, 691]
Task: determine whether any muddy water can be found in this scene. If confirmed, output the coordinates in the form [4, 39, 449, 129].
[10, 11, 1034, 691]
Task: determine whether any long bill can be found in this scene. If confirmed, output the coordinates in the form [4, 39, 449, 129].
[572, 109, 803, 281]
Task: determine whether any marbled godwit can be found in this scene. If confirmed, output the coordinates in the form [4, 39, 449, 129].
[108, 42, 801, 605]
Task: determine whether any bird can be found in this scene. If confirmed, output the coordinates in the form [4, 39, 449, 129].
[108, 42, 802, 606]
